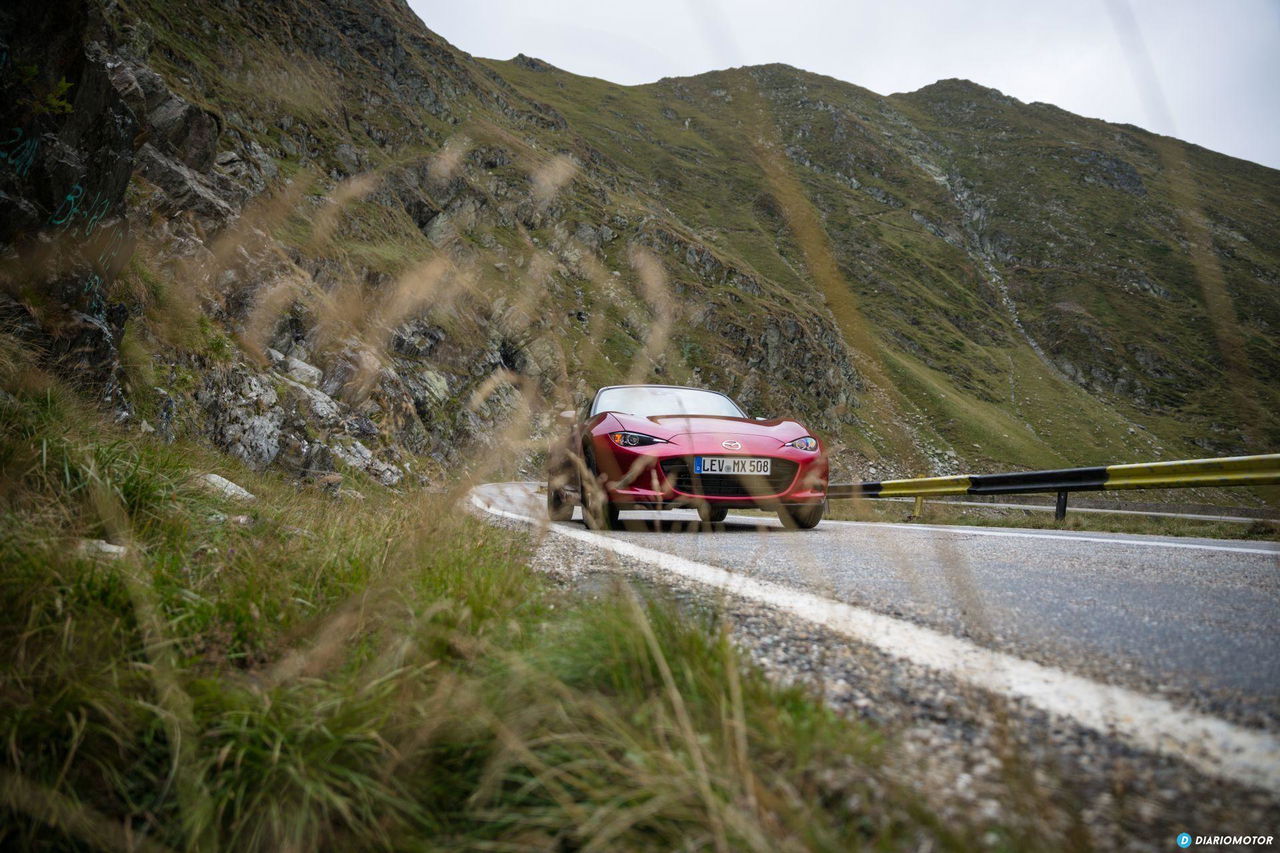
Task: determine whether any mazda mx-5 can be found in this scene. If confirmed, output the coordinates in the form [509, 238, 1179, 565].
[546, 384, 829, 529]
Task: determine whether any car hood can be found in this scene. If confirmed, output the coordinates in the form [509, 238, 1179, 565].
[607, 413, 808, 442]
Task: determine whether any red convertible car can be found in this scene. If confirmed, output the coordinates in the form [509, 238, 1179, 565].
[546, 384, 828, 529]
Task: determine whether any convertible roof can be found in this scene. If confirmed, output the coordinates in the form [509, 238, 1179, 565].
[595, 384, 721, 393]
[590, 385, 740, 416]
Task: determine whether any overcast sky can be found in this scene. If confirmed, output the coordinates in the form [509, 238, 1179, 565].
[409, 0, 1280, 170]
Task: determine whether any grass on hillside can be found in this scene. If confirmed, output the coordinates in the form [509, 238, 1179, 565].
[490, 55, 1279, 467]
[0, 344, 990, 851]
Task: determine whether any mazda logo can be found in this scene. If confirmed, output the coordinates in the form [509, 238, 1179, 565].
[722, 440, 741, 450]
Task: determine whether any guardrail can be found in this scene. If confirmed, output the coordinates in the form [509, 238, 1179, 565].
[827, 453, 1280, 520]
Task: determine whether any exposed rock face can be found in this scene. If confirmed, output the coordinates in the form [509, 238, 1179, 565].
[200, 370, 285, 469]
[104, 54, 221, 171]
[137, 144, 236, 223]
[1, 2, 140, 398]
[1072, 149, 1146, 196]
[0, 1, 477, 485]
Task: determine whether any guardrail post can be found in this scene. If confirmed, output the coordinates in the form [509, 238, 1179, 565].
[913, 495, 924, 518]
[1055, 490, 1068, 521]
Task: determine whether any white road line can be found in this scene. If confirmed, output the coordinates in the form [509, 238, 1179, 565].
[471, 484, 1280, 795]
[819, 519, 1280, 556]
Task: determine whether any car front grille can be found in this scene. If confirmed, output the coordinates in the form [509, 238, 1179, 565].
[660, 457, 799, 498]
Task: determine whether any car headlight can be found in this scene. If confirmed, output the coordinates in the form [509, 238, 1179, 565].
[609, 431, 670, 448]
[784, 436, 818, 452]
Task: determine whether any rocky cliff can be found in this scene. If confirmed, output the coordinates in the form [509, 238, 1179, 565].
[2, 0, 1277, 489]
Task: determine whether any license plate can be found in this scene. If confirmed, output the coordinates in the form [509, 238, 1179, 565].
[695, 456, 771, 475]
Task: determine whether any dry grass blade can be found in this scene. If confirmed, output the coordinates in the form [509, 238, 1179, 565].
[240, 273, 304, 362]
[305, 174, 381, 253]
[427, 134, 471, 184]
[623, 590, 730, 853]
[265, 607, 361, 686]
[724, 642, 759, 818]
[0, 768, 176, 853]
[1153, 137, 1263, 449]
[727, 69, 928, 471]
[624, 245, 675, 385]
[200, 176, 314, 295]
[530, 154, 577, 209]
[475, 708, 592, 827]
[83, 474, 213, 851]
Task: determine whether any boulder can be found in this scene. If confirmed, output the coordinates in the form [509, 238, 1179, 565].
[285, 356, 323, 386]
[78, 539, 129, 559]
[198, 473, 257, 502]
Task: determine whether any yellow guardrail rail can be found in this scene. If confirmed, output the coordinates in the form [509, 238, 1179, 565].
[1104, 455, 1280, 490]
[828, 453, 1280, 519]
[873, 475, 970, 498]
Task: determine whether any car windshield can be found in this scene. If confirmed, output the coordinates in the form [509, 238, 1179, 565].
[592, 386, 746, 419]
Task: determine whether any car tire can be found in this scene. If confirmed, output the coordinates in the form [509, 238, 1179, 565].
[546, 478, 574, 522]
[580, 445, 621, 530]
[583, 489, 621, 530]
[698, 504, 728, 524]
[779, 500, 824, 530]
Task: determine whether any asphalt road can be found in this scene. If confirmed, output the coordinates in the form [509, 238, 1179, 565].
[476, 482, 1280, 731]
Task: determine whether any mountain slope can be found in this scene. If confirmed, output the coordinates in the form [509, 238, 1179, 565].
[488, 58, 1280, 469]
[2, 0, 1276, 493]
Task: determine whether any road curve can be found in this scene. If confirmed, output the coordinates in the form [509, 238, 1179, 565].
[472, 481, 1280, 792]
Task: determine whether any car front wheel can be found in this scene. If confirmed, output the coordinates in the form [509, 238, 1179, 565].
[779, 501, 824, 530]
[698, 503, 728, 524]
[580, 469, 621, 531]
[583, 487, 621, 530]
